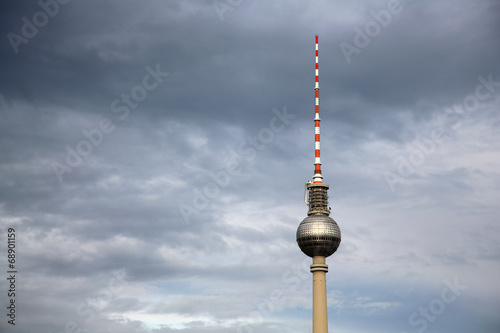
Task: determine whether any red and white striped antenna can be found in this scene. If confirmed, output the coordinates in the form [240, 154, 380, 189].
[313, 34, 323, 184]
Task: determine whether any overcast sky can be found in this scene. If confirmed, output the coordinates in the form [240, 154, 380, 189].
[1, 0, 500, 332]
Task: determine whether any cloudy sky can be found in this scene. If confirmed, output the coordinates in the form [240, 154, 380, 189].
[1, 0, 500, 332]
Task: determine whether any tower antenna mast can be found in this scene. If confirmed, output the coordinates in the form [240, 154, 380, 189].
[313, 34, 323, 184]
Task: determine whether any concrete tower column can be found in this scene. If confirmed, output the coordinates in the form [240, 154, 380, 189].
[311, 255, 329, 333]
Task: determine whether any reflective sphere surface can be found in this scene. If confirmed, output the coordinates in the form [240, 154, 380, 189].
[296, 215, 341, 257]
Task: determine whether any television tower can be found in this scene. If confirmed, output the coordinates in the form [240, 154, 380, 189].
[296, 35, 341, 333]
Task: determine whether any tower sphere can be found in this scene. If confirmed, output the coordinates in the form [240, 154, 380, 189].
[296, 215, 341, 257]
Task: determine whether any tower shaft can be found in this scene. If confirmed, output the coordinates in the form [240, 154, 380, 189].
[311, 256, 329, 333]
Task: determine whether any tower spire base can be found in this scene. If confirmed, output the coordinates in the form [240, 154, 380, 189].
[306, 182, 330, 216]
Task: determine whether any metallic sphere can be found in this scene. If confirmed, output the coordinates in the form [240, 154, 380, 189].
[296, 215, 341, 257]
